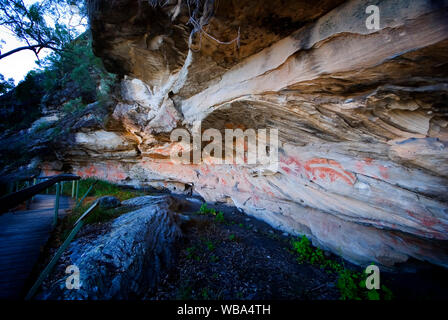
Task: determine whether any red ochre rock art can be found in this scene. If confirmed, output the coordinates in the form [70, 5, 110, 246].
[281, 157, 356, 186]
[303, 158, 356, 186]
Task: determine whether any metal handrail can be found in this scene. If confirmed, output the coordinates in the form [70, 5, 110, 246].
[25, 200, 100, 300]
[74, 180, 98, 209]
[0, 174, 80, 213]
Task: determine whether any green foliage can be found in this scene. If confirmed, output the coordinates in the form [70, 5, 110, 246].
[381, 285, 393, 300]
[337, 269, 392, 301]
[367, 289, 380, 300]
[186, 246, 196, 259]
[55, 179, 146, 242]
[48, 178, 143, 202]
[198, 203, 210, 215]
[97, 74, 116, 104]
[205, 240, 215, 251]
[201, 288, 210, 300]
[14, 71, 43, 104]
[228, 234, 236, 241]
[40, 35, 117, 109]
[177, 284, 193, 300]
[0, 74, 14, 95]
[0, 0, 87, 60]
[337, 269, 362, 300]
[67, 202, 128, 226]
[0, 71, 45, 132]
[48, 126, 62, 140]
[215, 211, 225, 223]
[1, 37, 116, 135]
[186, 246, 200, 261]
[292, 235, 340, 270]
[34, 121, 53, 132]
[292, 235, 315, 264]
[197, 203, 225, 223]
[198, 203, 217, 215]
[291, 235, 393, 300]
[62, 97, 85, 113]
[57, 178, 144, 230]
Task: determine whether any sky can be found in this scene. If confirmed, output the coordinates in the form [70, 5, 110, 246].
[0, 1, 85, 84]
[0, 30, 52, 84]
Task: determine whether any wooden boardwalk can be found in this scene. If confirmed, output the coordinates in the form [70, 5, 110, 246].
[0, 195, 74, 299]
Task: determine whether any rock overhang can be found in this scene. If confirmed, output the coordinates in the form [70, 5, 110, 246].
[50, 0, 448, 269]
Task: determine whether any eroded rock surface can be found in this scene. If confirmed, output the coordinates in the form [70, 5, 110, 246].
[42, 0, 448, 269]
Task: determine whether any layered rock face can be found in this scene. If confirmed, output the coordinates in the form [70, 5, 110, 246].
[46, 0, 448, 269]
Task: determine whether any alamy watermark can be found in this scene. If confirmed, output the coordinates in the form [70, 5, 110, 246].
[65, 265, 80, 290]
[169, 122, 279, 170]
[365, 5, 380, 30]
[365, 264, 380, 290]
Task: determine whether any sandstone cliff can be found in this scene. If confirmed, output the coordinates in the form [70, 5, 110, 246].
[41, 0, 448, 269]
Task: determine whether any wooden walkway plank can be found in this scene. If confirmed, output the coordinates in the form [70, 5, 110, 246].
[0, 194, 74, 299]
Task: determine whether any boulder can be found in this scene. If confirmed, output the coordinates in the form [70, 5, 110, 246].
[97, 196, 121, 209]
[39, 195, 183, 299]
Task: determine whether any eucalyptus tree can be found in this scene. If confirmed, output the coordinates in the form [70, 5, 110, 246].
[0, 0, 87, 60]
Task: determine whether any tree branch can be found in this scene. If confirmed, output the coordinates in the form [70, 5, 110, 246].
[0, 43, 57, 60]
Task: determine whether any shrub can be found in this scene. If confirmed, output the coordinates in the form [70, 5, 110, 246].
[198, 203, 210, 215]
[63, 97, 86, 113]
[292, 235, 314, 263]
[198, 203, 220, 217]
[215, 211, 225, 223]
[291, 235, 393, 300]
[41, 34, 116, 105]
[337, 269, 362, 300]
[205, 240, 215, 251]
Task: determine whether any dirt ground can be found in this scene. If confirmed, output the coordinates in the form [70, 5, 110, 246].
[148, 199, 448, 300]
[149, 201, 346, 300]
[27, 194, 448, 300]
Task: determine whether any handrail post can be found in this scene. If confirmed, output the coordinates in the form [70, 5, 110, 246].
[54, 183, 60, 226]
[31, 178, 36, 202]
[74, 181, 96, 209]
[26, 181, 31, 209]
[75, 180, 79, 201]
[71, 180, 75, 198]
